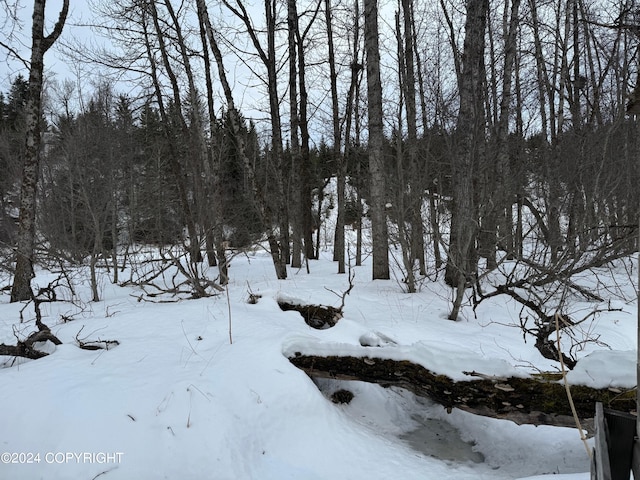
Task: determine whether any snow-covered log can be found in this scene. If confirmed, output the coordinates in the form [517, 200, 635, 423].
[287, 352, 635, 429]
[0, 328, 62, 360]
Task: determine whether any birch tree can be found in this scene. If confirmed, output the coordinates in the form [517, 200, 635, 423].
[11, 0, 69, 302]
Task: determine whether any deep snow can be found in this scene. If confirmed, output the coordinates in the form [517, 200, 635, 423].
[0, 245, 637, 480]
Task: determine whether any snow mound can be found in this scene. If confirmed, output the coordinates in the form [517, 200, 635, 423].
[567, 350, 636, 388]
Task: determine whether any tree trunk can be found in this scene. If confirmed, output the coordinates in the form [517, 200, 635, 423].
[336, 0, 363, 271]
[294, 6, 314, 263]
[145, 2, 201, 264]
[493, 0, 521, 264]
[205, 0, 288, 279]
[288, 0, 303, 269]
[364, 0, 390, 280]
[401, 0, 426, 277]
[354, 74, 364, 268]
[326, 0, 345, 273]
[264, 0, 290, 271]
[445, 0, 488, 319]
[394, 11, 415, 293]
[428, 184, 442, 270]
[197, 2, 229, 282]
[11, 0, 69, 302]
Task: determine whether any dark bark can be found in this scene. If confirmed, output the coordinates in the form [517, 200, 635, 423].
[264, 0, 290, 271]
[294, 4, 314, 263]
[393, 13, 415, 292]
[335, 0, 362, 271]
[364, 0, 390, 280]
[222, 0, 288, 279]
[400, 0, 426, 277]
[490, 285, 578, 369]
[163, 0, 214, 271]
[145, 2, 201, 264]
[278, 301, 342, 329]
[326, 0, 344, 272]
[0, 342, 49, 359]
[0, 322, 62, 360]
[288, 0, 303, 269]
[196, 0, 239, 285]
[445, 0, 488, 319]
[487, 0, 521, 266]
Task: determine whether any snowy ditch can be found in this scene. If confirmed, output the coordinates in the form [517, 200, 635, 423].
[278, 302, 486, 464]
[315, 378, 487, 465]
[277, 306, 486, 466]
[400, 416, 485, 464]
[282, 320, 597, 476]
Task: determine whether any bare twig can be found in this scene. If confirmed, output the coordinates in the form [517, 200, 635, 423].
[324, 264, 355, 313]
[75, 325, 119, 351]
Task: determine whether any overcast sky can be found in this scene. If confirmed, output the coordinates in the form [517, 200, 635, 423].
[0, 0, 399, 141]
[1, 1, 95, 92]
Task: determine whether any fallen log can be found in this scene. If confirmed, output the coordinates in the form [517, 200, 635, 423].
[287, 352, 635, 429]
[0, 329, 62, 360]
[0, 342, 49, 359]
[278, 301, 342, 329]
[0, 318, 62, 360]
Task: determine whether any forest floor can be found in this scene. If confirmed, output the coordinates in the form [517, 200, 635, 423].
[0, 245, 637, 479]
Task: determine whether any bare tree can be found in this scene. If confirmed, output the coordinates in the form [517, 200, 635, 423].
[325, 0, 344, 273]
[445, 0, 488, 319]
[364, 0, 389, 280]
[196, 0, 228, 284]
[222, 0, 290, 279]
[478, 0, 522, 268]
[392, 9, 416, 292]
[11, 0, 69, 302]
[161, 0, 214, 270]
[400, 0, 426, 277]
[288, 0, 303, 269]
[294, 0, 316, 264]
[331, 0, 364, 273]
[287, 0, 317, 269]
[142, 1, 202, 266]
[41, 84, 120, 302]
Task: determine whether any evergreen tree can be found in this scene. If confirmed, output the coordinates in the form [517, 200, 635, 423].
[0, 76, 30, 246]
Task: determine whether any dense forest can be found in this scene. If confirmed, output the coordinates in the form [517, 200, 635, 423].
[0, 0, 638, 330]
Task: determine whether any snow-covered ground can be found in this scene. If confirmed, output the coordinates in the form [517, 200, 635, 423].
[0, 245, 637, 480]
